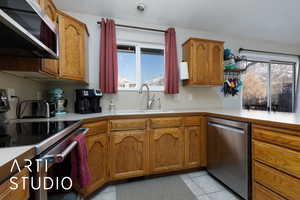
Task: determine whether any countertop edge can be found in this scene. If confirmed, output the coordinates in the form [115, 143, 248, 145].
[4, 109, 300, 182]
[0, 146, 35, 184]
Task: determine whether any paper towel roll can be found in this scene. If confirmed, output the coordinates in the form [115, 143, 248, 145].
[180, 62, 189, 80]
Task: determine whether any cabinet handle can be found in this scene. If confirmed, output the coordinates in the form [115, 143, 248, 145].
[41, 128, 88, 163]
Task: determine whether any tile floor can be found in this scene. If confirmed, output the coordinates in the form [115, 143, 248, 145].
[90, 170, 241, 200]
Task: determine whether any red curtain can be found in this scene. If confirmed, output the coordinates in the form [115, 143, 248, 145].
[165, 28, 179, 94]
[100, 18, 118, 93]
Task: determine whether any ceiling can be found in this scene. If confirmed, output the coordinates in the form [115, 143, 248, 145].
[54, 0, 300, 45]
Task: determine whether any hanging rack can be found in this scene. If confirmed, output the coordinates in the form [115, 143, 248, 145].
[96, 21, 166, 33]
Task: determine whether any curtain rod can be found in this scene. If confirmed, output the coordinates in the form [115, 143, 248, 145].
[97, 21, 166, 33]
[239, 48, 300, 57]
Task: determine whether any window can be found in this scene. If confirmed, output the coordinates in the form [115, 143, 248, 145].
[242, 59, 296, 112]
[117, 42, 164, 90]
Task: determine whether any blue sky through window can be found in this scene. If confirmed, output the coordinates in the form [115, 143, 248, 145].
[141, 53, 164, 83]
[118, 52, 136, 82]
[117, 46, 164, 87]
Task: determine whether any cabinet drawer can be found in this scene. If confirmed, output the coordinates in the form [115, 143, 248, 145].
[150, 117, 182, 128]
[0, 168, 30, 200]
[184, 116, 202, 126]
[253, 182, 285, 200]
[254, 161, 300, 200]
[253, 125, 300, 151]
[82, 121, 108, 135]
[253, 140, 300, 179]
[110, 119, 146, 131]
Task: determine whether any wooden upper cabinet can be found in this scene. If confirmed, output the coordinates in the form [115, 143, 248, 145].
[150, 127, 184, 174]
[38, 0, 57, 23]
[79, 133, 107, 197]
[182, 38, 224, 86]
[208, 42, 224, 85]
[192, 40, 209, 84]
[58, 11, 87, 81]
[110, 130, 148, 180]
[0, 3, 89, 82]
[36, 0, 59, 77]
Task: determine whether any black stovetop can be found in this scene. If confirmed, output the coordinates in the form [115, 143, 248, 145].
[0, 121, 79, 148]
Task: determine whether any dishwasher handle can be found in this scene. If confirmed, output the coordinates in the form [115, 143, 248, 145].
[208, 122, 245, 134]
[41, 128, 89, 164]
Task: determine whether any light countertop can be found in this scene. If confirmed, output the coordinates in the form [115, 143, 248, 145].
[3, 108, 300, 181]
[0, 146, 34, 167]
[0, 145, 35, 182]
[13, 108, 300, 127]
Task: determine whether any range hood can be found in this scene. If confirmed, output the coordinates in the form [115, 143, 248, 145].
[0, 0, 59, 59]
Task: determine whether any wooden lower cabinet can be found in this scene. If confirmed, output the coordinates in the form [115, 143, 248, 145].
[252, 124, 300, 199]
[0, 168, 30, 200]
[254, 161, 300, 200]
[253, 183, 285, 200]
[184, 126, 202, 168]
[80, 134, 107, 196]
[150, 127, 184, 173]
[109, 130, 148, 180]
[253, 140, 300, 179]
[80, 116, 206, 197]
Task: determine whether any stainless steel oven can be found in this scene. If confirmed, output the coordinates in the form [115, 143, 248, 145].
[33, 127, 88, 200]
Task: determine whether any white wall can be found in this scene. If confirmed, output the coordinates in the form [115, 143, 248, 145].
[0, 72, 45, 119]
[59, 11, 300, 112]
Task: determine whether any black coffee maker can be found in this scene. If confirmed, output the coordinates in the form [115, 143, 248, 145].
[75, 89, 102, 114]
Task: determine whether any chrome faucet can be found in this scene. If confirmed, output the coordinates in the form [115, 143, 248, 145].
[138, 83, 155, 109]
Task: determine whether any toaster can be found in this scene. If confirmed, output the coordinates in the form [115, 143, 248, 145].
[16, 100, 56, 119]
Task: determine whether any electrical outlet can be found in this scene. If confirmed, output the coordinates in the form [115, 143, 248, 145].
[5, 88, 15, 101]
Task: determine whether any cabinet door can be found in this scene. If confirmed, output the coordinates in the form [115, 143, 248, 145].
[150, 128, 184, 173]
[110, 130, 148, 180]
[191, 40, 209, 84]
[41, 59, 59, 77]
[39, 0, 57, 23]
[209, 42, 224, 85]
[184, 126, 202, 168]
[37, 0, 59, 77]
[58, 14, 85, 81]
[80, 134, 107, 196]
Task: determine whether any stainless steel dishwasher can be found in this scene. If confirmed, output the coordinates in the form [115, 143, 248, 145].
[207, 117, 250, 200]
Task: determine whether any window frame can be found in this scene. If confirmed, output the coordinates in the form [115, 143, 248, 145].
[117, 40, 165, 91]
[242, 59, 296, 112]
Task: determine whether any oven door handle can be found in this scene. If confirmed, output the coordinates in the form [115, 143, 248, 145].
[41, 128, 88, 164]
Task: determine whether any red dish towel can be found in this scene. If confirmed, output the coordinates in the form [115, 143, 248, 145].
[71, 133, 92, 188]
